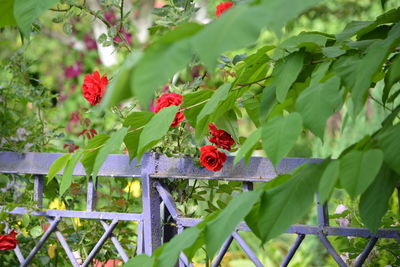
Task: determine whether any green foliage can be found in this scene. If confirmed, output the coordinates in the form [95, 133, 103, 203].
[338, 149, 383, 199]
[182, 90, 213, 126]
[123, 112, 154, 161]
[205, 190, 261, 258]
[91, 127, 128, 180]
[2, 0, 400, 265]
[80, 134, 111, 176]
[378, 124, 400, 175]
[195, 83, 230, 141]
[359, 165, 399, 232]
[261, 113, 303, 167]
[46, 153, 72, 184]
[249, 161, 327, 243]
[14, 0, 60, 38]
[234, 129, 260, 165]
[318, 160, 340, 203]
[106, 0, 323, 109]
[296, 76, 342, 138]
[131, 23, 204, 108]
[137, 106, 179, 160]
[273, 51, 305, 102]
[59, 151, 82, 197]
[0, 0, 16, 27]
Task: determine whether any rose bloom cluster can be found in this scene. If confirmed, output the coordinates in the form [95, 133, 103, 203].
[199, 124, 235, 171]
[0, 230, 18, 250]
[153, 93, 234, 172]
[80, 71, 235, 172]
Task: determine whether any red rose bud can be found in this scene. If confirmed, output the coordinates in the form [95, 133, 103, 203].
[208, 123, 235, 151]
[199, 145, 227, 171]
[215, 2, 234, 17]
[64, 144, 79, 153]
[154, 93, 185, 127]
[82, 71, 108, 106]
[0, 230, 18, 250]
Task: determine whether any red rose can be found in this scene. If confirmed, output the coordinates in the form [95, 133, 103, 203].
[199, 145, 227, 171]
[0, 230, 18, 250]
[208, 123, 235, 151]
[82, 71, 108, 106]
[154, 93, 185, 127]
[215, 2, 234, 17]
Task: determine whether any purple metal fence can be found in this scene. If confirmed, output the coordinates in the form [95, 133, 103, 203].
[0, 152, 399, 266]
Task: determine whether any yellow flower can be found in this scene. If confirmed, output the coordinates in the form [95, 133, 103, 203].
[123, 180, 141, 198]
[49, 198, 66, 210]
[48, 244, 57, 259]
[72, 218, 82, 227]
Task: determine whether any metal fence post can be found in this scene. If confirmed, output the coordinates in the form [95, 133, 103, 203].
[141, 154, 161, 255]
[34, 175, 44, 209]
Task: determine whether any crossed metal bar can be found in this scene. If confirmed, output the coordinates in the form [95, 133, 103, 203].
[0, 152, 399, 266]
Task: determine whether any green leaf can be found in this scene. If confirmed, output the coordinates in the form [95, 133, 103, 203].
[0, 174, 10, 188]
[101, 52, 142, 108]
[322, 46, 346, 58]
[359, 165, 399, 233]
[336, 21, 374, 42]
[318, 160, 340, 203]
[137, 106, 179, 160]
[92, 128, 129, 180]
[182, 90, 213, 127]
[261, 113, 303, 167]
[60, 151, 82, 197]
[131, 23, 204, 108]
[14, 0, 60, 38]
[30, 225, 43, 238]
[235, 46, 272, 85]
[156, 214, 217, 266]
[205, 190, 261, 258]
[339, 149, 384, 199]
[47, 153, 72, 185]
[22, 213, 30, 227]
[80, 134, 110, 176]
[0, 0, 16, 27]
[254, 162, 327, 243]
[273, 51, 305, 103]
[351, 22, 400, 114]
[383, 54, 400, 104]
[243, 94, 261, 127]
[124, 254, 154, 267]
[279, 32, 329, 53]
[214, 110, 239, 143]
[378, 124, 400, 175]
[195, 84, 231, 141]
[296, 76, 342, 138]
[234, 129, 261, 165]
[123, 112, 154, 161]
[260, 85, 276, 122]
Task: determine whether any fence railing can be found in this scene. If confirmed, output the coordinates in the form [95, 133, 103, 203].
[0, 152, 399, 267]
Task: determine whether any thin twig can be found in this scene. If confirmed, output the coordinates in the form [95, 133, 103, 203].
[236, 75, 271, 87]
[370, 95, 400, 120]
[68, 3, 132, 52]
